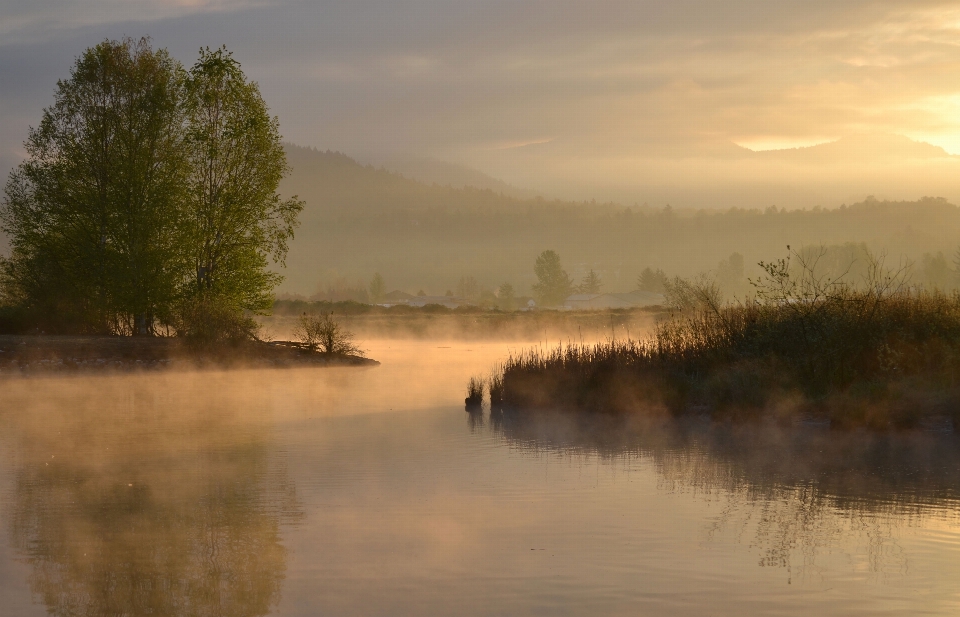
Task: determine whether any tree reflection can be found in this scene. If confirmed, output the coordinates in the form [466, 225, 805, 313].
[3, 377, 301, 617]
[486, 410, 960, 580]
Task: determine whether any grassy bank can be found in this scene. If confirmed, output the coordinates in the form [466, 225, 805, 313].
[490, 255, 960, 429]
[0, 335, 377, 375]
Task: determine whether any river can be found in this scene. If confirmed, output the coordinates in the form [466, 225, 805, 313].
[1, 339, 959, 615]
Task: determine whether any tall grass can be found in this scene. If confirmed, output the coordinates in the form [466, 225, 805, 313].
[465, 376, 484, 411]
[493, 249, 960, 428]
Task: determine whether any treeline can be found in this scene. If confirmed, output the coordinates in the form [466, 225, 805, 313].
[278, 146, 960, 297]
[0, 38, 301, 337]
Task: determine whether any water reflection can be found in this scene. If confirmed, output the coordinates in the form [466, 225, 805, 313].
[487, 410, 960, 582]
[1, 374, 302, 617]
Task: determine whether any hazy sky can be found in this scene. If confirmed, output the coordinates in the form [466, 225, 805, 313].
[3, 0, 960, 204]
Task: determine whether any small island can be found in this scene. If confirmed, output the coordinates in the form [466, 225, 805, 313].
[0, 39, 376, 371]
[0, 335, 376, 375]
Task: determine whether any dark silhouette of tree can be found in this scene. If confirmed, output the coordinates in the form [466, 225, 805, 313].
[637, 267, 669, 293]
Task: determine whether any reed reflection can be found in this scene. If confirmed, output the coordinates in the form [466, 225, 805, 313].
[487, 410, 960, 580]
[2, 375, 302, 617]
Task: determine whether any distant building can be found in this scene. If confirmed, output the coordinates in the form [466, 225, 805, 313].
[378, 290, 414, 306]
[563, 291, 665, 310]
[407, 295, 472, 309]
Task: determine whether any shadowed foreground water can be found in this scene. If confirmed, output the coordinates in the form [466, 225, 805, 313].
[1, 340, 959, 616]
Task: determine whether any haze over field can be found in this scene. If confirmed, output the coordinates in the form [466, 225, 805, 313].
[3, 1, 960, 208]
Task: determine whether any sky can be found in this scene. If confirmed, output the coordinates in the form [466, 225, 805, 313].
[3, 0, 960, 206]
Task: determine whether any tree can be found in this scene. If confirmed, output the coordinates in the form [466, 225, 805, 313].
[456, 275, 479, 299]
[369, 272, 385, 303]
[1, 37, 190, 334]
[293, 312, 363, 356]
[1, 40, 301, 337]
[497, 282, 516, 310]
[578, 269, 602, 294]
[921, 252, 952, 290]
[532, 250, 573, 306]
[637, 267, 669, 293]
[716, 252, 746, 297]
[183, 46, 302, 325]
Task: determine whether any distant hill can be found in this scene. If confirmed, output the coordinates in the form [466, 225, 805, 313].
[356, 153, 543, 200]
[276, 145, 960, 297]
[750, 134, 954, 163]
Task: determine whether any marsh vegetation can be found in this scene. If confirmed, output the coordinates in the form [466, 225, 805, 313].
[489, 249, 960, 429]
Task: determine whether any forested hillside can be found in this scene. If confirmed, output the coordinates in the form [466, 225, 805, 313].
[281, 145, 960, 297]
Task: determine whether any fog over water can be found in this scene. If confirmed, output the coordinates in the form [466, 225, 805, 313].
[2, 340, 960, 616]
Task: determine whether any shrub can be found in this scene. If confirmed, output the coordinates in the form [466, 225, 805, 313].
[176, 295, 261, 346]
[292, 312, 364, 356]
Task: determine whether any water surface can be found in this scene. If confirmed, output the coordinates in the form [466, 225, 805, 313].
[1, 340, 960, 615]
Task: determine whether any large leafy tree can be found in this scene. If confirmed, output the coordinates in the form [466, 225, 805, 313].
[1, 40, 301, 337]
[1, 37, 190, 334]
[183, 47, 302, 321]
[532, 250, 574, 306]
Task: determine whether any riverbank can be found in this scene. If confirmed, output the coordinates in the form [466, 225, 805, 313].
[488, 287, 960, 430]
[0, 335, 377, 375]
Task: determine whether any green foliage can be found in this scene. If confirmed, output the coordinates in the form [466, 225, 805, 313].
[532, 250, 573, 306]
[1, 38, 190, 334]
[176, 293, 261, 347]
[183, 46, 303, 320]
[0, 39, 300, 337]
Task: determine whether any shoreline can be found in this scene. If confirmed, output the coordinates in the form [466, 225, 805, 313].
[0, 335, 378, 376]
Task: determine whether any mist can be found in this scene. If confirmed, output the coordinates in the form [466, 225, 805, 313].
[4, 2, 960, 615]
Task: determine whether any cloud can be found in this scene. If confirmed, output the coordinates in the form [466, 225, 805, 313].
[3, 0, 960, 205]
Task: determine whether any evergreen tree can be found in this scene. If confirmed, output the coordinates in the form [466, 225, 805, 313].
[638, 267, 669, 294]
[578, 269, 602, 294]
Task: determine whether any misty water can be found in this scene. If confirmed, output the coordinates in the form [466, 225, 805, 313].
[1, 340, 960, 616]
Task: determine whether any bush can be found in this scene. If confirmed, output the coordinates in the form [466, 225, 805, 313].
[292, 312, 364, 356]
[176, 295, 261, 346]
